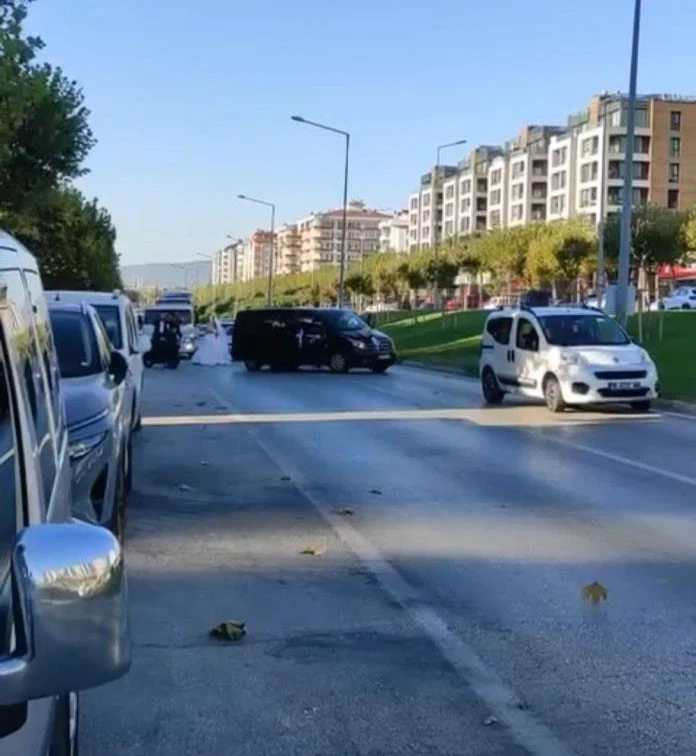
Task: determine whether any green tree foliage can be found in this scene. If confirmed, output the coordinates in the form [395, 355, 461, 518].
[0, 0, 119, 288]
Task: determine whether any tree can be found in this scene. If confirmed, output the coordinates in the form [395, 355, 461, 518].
[681, 207, 696, 253]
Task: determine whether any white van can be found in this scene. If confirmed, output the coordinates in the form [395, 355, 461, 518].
[141, 301, 197, 358]
[46, 290, 144, 430]
[479, 305, 659, 413]
[0, 229, 130, 755]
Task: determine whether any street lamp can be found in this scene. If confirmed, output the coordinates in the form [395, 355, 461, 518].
[196, 252, 216, 311]
[617, 0, 642, 326]
[291, 115, 350, 307]
[237, 194, 275, 306]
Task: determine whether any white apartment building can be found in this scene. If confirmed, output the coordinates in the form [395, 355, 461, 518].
[276, 223, 301, 275]
[407, 166, 458, 249]
[487, 155, 509, 230]
[297, 201, 389, 272]
[212, 240, 244, 285]
[239, 230, 273, 282]
[379, 210, 409, 252]
[547, 132, 577, 221]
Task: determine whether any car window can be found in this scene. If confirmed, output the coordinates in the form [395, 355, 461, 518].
[486, 317, 512, 345]
[1, 269, 56, 511]
[0, 327, 20, 653]
[515, 317, 539, 352]
[92, 304, 123, 349]
[23, 270, 64, 437]
[92, 312, 114, 369]
[537, 314, 630, 347]
[125, 305, 139, 352]
[49, 310, 103, 377]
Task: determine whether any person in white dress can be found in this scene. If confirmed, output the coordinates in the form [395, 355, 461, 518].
[192, 316, 231, 366]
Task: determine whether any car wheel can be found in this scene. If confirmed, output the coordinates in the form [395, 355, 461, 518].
[481, 367, 504, 405]
[143, 352, 154, 368]
[49, 693, 79, 756]
[543, 374, 566, 413]
[630, 400, 652, 411]
[244, 360, 261, 372]
[133, 413, 142, 432]
[329, 352, 350, 373]
[681, 303, 691, 310]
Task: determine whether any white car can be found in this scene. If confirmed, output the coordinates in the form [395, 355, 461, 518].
[657, 286, 696, 310]
[46, 290, 145, 430]
[479, 305, 659, 413]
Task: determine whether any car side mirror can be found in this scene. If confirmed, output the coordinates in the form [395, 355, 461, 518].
[109, 350, 129, 384]
[0, 521, 131, 706]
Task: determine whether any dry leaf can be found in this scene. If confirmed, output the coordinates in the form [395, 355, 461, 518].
[209, 620, 246, 641]
[178, 484, 192, 492]
[370, 489, 383, 496]
[582, 581, 608, 605]
[484, 716, 498, 726]
[300, 545, 325, 556]
[335, 507, 354, 516]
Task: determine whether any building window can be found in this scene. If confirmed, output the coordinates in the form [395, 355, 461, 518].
[444, 202, 454, 217]
[551, 146, 567, 168]
[632, 187, 648, 205]
[511, 183, 524, 201]
[476, 197, 487, 212]
[669, 163, 680, 183]
[551, 171, 567, 190]
[409, 214, 417, 226]
[607, 187, 622, 205]
[510, 204, 524, 221]
[461, 197, 471, 212]
[670, 110, 682, 131]
[422, 209, 431, 222]
[410, 197, 418, 210]
[511, 161, 525, 179]
[445, 184, 455, 199]
[461, 179, 472, 194]
[581, 136, 599, 157]
[579, 187, 598, 208]
[476, 179, 487, 193]
[550, 195, 566, 215]
[444, 220, 454, 236]
[668, 189, 679, 209]
[580, 161, 598, 183]
[489, 210, 501, 228]
[490, 170, 502, 186]
[459, 217, 471, 233]
[670, 137, 681, 158]
[489, 189, 501, 206]
[422, 194, 431, 207]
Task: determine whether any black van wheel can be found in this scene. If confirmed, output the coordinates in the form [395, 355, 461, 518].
[481, 367, 504, 405]
[244, 360, 262, 372]
[371, 363, 390, 374]
[543, 374, 566, 413]
[329, 352, 350, 373]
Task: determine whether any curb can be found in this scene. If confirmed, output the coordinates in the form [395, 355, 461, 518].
[399, 359, 696, 416]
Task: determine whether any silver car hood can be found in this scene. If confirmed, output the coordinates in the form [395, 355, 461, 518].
[61, 375, 110, 431]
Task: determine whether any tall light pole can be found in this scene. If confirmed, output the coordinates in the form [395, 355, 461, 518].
[226, 235, 243, 316]
[238, 194, 276, 306]
[169, 263, 190, 288]
[617, 0, 642, 326]
[292, 115, 350, 307]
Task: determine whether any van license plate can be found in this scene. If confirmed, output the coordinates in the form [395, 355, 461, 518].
[608, 381, 640, 390]
[378, 354, 391, 360]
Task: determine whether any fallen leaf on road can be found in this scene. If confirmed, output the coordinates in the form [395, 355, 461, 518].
[209, 620, 246, 641]
[196, 401, 207, 407]
[370, 489, 383, 496]
[300, 545, 325, 556]
[200, 461, 209, 467]
[483, 715, 498, 726]
[281, 476, 292, 482]
[582, 581, 608, 605]
[335, 507, 355, 516]
[178, 484, 193, 492]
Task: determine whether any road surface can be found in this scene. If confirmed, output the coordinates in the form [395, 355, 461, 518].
[83, 363, 696, 756]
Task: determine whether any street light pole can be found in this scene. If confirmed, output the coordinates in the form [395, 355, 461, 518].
[237, 194, 276, 306]
[291, 115, 351, 307]
[196, 252, 216, 312]
[434, 139, 467, 257]
[617, 0, 642, 326]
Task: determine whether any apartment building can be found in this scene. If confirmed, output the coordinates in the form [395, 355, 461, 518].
[379, 210, 409, 252]
[297, 201, 390, 272]
[212, 239, 244, 285]
[240, 230, 273, 281]
[407, 165, 458, 249]
[276, 223, 301, 275]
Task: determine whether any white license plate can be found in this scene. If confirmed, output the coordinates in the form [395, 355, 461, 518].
[608, 381, 640, 390]
[378, 354, 391, 360]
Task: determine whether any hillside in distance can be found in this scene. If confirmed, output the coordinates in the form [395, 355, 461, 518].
[121, 260, 211, 289]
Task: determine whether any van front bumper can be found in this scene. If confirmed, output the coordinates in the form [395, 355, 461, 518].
[558, 364, 659, 404]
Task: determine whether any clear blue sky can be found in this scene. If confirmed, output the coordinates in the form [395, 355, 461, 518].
[27, 0, 696, 266]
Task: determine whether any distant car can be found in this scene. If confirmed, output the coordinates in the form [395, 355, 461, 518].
[48, 301, 132, 541]
[656, 286, 696, 310]
[233, 307, 397, 373]
[0, 230, 130, 756]
[47, 289, 145, 431]
[479, 305, 659, 413]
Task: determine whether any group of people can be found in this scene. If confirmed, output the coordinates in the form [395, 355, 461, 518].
[192, 316, 231, 366]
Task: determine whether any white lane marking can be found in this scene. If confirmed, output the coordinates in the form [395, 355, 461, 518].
[537, 434, 696, 487]
[660, 410, 696, 422]
[209, 389, 575, 756]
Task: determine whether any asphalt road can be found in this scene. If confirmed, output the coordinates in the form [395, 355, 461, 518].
[82, 362, 696, 756]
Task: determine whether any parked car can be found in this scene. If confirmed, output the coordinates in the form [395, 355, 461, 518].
[47, 290, 144, 430]
[656, 286, 696, 310]
[0, 230, 130, 756]
[233, 308, 397, 373]
[47, 301, 132, 541]
[479, 304, 659, 413]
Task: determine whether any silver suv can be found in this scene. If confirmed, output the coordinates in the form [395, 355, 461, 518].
[47, 302, 132, 542]
[0, 229, 130, 756]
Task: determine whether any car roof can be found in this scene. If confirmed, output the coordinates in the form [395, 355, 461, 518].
[487, 305, 602, 319]
[47, 300, 94, 316]
[0, 228, 41, 273]
[46, 289, 131, 306]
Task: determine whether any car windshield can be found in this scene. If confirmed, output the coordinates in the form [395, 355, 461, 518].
[320, 309, 369, 331]
[538, 314, 631, 347]
[144, 308, 193, 326]
[49, 310, 102, 378]
[92, 304, 122, 349]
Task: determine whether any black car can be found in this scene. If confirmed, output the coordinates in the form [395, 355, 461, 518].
[232, 308, 397, 373]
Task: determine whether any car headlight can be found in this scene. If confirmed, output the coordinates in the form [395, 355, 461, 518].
[69, 431, 108, 461]
[560, 351, 583, 366]
[348, 338, 367, 350]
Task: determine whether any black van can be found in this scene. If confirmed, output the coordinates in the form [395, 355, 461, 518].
[232, 308, 397, 373]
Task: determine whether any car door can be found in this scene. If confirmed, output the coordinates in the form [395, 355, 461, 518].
[512, 315, 543, 394]
[481, 315, 514, 387]
[294, 312, 328, 366]
[124, 304, 143, 419]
